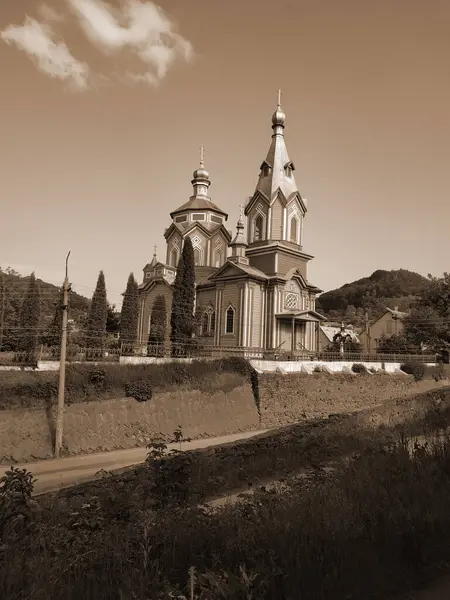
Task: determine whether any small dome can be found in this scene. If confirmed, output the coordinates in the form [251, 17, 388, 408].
[272, 106, 285, 127]
[193, 166, 210, 180]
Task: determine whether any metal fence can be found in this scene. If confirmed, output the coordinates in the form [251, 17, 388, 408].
[0, 345, 437, 367]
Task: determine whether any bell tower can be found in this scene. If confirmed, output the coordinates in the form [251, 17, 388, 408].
[244, 92, 314, 278]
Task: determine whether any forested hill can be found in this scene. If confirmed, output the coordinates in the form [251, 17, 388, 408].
[316, 269, 429, 324]
[0, 267, 90, 326]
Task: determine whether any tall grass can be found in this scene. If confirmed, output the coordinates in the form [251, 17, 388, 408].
[3, 432, 450, 599]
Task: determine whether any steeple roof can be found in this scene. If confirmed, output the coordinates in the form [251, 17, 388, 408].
[170, 146, 228, 219]
[249, 91, 306, 208]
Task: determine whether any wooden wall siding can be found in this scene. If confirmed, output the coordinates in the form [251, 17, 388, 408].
[217, 283, 241, 346]
[166, 232, 182, 266]
[278, 253, 308, 277]
[271, 198, 284, 240]
[210, 231, 229, 267]
[248, 252, 275, 274]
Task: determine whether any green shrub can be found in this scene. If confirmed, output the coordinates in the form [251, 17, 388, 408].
[400, 361, 426, 381]
[352, 363, 368, 374]
[124, 379, 152, 402]
[0, 358, 259, 411]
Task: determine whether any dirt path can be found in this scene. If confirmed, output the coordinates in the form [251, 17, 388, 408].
[0, 429, 270, 496]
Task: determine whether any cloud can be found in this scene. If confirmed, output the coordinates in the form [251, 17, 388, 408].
[1, 17, 90, 91]
[0, 1, 193, 91]
[67, 0, 193, 83]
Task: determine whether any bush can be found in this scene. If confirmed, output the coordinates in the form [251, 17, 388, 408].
[0, 358, 259, 411]
[352, 363, 368, 374]
[400, 361, 426, 381]
[124, 379, 152, 402]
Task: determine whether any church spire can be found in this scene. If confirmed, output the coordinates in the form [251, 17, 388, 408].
[249, 91, 304, 208]
[191, 145, 211, 198]
[229, 203, 249, 265]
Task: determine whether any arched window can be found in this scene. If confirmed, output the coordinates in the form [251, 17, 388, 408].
[171, 249, 178, 267]
[214, 251, 222, 268]
[210, 311, 216, 333]
[201, 312, 209, 335]
[225, 305, 235, 334]
[254, 214, 264, 241]
[290, 216, 298, 243]
[193, 248, 201, 266]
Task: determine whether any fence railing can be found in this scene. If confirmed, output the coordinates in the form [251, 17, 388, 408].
[0, 345, 438, 367]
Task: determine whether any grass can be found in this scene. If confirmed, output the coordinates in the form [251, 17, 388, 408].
[0, 357, 258, 410]
[3, 426, 450, 598]
[2, 389, 450, 599]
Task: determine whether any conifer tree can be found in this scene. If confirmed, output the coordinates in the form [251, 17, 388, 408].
[46, 288, 64, 350]
[0, 271, 4, 351]
[19, 272, 41, 359]
[170, 237, 196, 353]
[120, 273, 139, 352]
[149, 295, 167, 347]
[85, 271, 108, 355]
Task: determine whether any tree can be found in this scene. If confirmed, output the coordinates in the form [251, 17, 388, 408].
[119, 273, 139, 350]
[85, 271, 108, 355]
[148, 295, 167, 350]
[42, 288, 64, 350]
[0, 271, 4, 351]
[106, 304, 120, 334]
[19, 272, 41, 360]
[403, 273, 450, 350]
[170, 237, 196, 354]
[377, 333, 413, 354]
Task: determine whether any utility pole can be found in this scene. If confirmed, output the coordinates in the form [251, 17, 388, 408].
[55, 251, 71, 459]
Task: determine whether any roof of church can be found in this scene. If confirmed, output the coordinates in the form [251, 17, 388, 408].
[247, 93, 306, 208]
[170, 197, 227, 217]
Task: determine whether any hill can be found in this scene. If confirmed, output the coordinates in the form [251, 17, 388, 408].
[316, 269, 429, 325]
[0, 267, 91, 350]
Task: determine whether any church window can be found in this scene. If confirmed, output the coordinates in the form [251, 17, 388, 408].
[171, 249, 178, 267]
[202, 312, 209, 335]
[254, 214, 264, 241]
[285, 166, 292, 177]
[290, 216, 299, 243]
[262, 164, 271, 177]
[225, 305, 235, 334]
[175, 215, 187, 223]
[192, 213, 205, 221]
[194, 248, 202, 266]
[201, 306, 215, 336]
[211, 215, 222, 224]
[214, 250, 223, 268]
[285, 292, 298, 310]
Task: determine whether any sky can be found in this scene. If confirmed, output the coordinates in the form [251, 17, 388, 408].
[1, 0, 449, 308]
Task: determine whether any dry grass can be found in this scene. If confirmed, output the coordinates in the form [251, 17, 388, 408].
[2, 393, 450, 599]
[0, 357, 257, 410]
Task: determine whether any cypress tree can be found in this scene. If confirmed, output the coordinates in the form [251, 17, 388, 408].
[120, 273, 139, 352]
[19, 272, 41, 359]
[85, 271, 108, 355]
[46, 288, 64, 351]
[149, 295, 167, 347]
[170, 254, 185, 348]
[0, 271, 4, 351]
[170, 237, 196, 354]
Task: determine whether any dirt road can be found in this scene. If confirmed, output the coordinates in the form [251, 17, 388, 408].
[0, 430, 270, 496]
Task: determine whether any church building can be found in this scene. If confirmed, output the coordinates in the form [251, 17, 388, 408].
[137, 95, 325, 355]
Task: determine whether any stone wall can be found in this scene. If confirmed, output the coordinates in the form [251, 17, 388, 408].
[0, 384, 259, 463]
[258, 373, 446, 427]
[1, 371, 446, 464]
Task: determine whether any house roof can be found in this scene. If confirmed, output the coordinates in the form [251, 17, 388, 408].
[385, 307, 408, 318]
[209, 260, 268, 282]
[320, 326, 360, 343]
